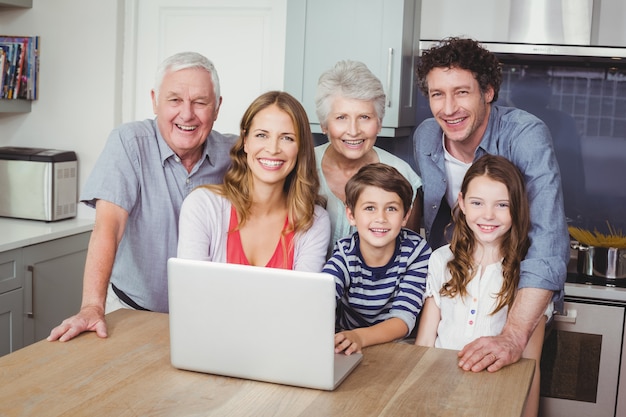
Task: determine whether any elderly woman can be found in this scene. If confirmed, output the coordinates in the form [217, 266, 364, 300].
[314, 60, 422, 255]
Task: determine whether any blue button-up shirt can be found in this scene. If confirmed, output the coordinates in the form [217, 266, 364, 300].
[413, 105, 569, 308]
[81, 119, 236, 312]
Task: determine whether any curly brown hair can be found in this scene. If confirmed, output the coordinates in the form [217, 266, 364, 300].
[417, 37, 502, 102]
[442, 155, 530, 314]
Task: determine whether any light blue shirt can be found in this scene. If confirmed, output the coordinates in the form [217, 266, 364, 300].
[413, 105, 569, 308]
[81, 119, 236, 312]
[315, 142, 423, 256]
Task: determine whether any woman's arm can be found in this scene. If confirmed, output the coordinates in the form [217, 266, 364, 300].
[293, 206, 331, 272]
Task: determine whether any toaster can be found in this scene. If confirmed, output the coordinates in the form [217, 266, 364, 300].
[0, 146, 78, 221]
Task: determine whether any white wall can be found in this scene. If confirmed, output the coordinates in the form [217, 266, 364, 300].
[0, 0, 287, 219]
[123, 0, 287, 135]
[0, 0, 123, 218]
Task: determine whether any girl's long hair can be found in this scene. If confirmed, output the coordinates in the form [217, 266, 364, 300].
[203, 91, 324, 236]
[442, 154, 530, 314]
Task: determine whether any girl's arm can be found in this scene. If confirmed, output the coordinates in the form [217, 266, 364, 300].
[415, 297, 441, 347]
[335, 317, 408, 355]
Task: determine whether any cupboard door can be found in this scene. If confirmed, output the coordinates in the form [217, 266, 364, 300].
[284, 0, 421, 137]
[22, 232, 91, 345]
[0, 288, 24, 356]
[0, 248, 22, 294]
[0, 249, 24, 356]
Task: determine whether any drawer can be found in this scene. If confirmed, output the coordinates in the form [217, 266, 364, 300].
[0, 248, 23, 294]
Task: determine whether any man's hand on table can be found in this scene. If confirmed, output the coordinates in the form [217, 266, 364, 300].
[457, 331, 525, 372]
[47, 305, 108, 342]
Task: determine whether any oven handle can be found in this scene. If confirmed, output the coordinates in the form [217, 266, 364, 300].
[553, 308, 577, 324]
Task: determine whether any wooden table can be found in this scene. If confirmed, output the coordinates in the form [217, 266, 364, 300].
[0, 309, 534, 417]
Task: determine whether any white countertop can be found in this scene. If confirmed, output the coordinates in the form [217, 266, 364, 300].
[0, 217, 94, 252]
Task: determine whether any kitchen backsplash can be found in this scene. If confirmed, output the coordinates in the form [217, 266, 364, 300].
[497, 63, 626, 233]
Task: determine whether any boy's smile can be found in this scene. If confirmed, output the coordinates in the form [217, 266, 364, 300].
[346, 186, 409, 267]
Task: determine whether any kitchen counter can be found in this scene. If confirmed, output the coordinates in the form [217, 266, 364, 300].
[0, 217, 94, 252]
[0, 309, 535, 417]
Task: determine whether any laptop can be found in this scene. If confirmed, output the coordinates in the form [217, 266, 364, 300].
[167, 258, 363, 390]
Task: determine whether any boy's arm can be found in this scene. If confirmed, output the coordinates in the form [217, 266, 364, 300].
[415, 297, 441, 347]
[335, 318, 408, 355]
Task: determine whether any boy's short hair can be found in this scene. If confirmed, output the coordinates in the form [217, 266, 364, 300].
[344, 163, 413, 213]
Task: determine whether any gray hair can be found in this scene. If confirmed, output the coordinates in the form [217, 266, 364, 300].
[314, 60, 386, 128]
[153, 51, 221, 106]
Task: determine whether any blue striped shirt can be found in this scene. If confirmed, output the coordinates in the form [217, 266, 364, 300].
[323, 229, 431, 335]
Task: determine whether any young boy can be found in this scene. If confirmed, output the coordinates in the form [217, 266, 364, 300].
[323, 163, 431, 355]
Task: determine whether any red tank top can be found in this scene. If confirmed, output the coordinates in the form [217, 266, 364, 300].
[226, 205, 295, 269]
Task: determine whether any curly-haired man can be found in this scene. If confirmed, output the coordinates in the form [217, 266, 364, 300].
[412, 36, 568, 417]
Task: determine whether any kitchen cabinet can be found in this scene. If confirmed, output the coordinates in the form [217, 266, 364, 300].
[22, 232, 90, 345]
[284, 0, 422, 137]
[0, 231, 90, 356]
[0, 288, 23, 356]
[0, 249, 23, 356]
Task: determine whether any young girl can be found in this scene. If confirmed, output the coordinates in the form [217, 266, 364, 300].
[177, 91, 330, 271]
[415, 154, 548, 417]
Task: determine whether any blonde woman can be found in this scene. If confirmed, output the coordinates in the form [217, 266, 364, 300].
[178, 91, 330, 271]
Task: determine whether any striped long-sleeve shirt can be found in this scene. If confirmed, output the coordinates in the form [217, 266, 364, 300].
[323, 229, 431, 336]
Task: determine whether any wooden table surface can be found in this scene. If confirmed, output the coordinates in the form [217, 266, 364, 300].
[0, 309, 534, 417]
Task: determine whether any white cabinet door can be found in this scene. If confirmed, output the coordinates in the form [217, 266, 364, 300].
[284, 0, 421, 137]
[123, 0, 288, 135]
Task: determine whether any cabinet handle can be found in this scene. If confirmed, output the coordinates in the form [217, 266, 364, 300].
[553, 308, 577, 324]
[386, 48, 393, 107]
[25, 265, 34, 318]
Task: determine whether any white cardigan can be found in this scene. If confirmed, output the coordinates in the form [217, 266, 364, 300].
[177, 187, 331, 272]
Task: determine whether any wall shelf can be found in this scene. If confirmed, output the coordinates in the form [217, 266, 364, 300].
[1, 0, 35, 112]
[0, 0, 32, 8]
[0, 100, 31, 113]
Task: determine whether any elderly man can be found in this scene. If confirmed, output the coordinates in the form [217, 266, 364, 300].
[48, 52, 236, 341]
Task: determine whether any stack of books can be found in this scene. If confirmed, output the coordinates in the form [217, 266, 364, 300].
[0, 35, 39, 100]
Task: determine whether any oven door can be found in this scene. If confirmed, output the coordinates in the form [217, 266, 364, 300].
[540, 298, 625, 417]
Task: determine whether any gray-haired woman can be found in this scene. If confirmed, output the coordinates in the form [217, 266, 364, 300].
[314, 60, 422, 256]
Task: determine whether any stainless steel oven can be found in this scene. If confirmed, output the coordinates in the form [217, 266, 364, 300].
[539, 297, 626, 417]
